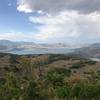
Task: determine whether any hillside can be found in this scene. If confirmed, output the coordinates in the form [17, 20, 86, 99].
[0, 53, 100, 99]
[75, 43, 100, 58]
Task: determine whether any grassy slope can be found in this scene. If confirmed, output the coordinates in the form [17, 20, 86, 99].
[0, 53, 100, 100]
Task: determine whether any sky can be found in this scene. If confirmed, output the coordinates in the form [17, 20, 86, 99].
[0, 0, 100, 44]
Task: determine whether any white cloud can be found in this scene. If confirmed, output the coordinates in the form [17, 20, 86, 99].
[29, 11, 100, 42]
[0, 32, 36, 42]
[17, 5, 32, 13]
[17, 0, 33, 13]
[2, 11, 100, 43]
[16, 0, 100, 43]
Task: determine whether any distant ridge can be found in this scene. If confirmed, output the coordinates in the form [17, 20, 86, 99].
[0, 40, 85, 52]
[0, 40, 100, 57]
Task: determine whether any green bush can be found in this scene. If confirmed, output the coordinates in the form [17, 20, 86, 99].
[55, 85, 70, 98]
[86, 60, 97, 65]
[70, 62, 85, 69]
[45, 68, 71, 86]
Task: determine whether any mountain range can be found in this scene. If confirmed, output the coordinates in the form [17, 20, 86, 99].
[0, 40, 84, 52]
[0, 40, 100, 58]
[75, 43, 100, 58]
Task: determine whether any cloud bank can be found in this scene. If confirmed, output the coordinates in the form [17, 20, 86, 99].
[17, 0, 100, 14]
[15, 0, 100, 43]
[29, 11, 100, 41]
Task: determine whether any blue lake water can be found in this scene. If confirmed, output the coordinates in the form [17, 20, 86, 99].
[8, 48, 74, 55]
[90, 58, 100, 62]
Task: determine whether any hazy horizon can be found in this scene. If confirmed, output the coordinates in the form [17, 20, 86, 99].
[0, 39, 99, 45]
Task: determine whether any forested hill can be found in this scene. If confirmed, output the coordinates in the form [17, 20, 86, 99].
[0, 53, 100, 100]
